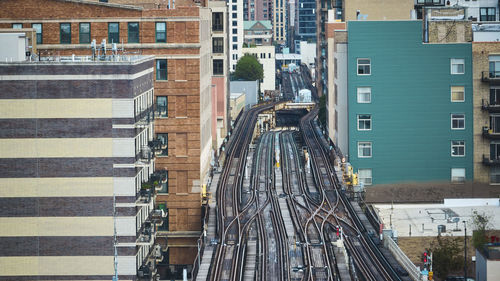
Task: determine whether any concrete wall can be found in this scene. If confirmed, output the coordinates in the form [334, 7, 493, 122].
[230, 92, 245, 122]
[230, 80, 259, 107]
[299, 41, 316, 67]
[0, 33, 25, 62]
[348, 21, 473, 185]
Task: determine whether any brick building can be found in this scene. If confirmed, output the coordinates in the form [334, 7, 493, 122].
[0, 0, 217, 278]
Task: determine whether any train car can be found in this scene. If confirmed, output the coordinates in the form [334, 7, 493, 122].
[298, 89, 312, 103]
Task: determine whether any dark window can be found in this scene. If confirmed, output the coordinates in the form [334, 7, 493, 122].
[212, 12, 223, 31]
[156, 59, 167, 80]
[156, 133, 168, 156]
[490, 143, 500, 161]
[108, 22, 119, 43]
[32, 23, 42, 44]
[156, 22, 166, 43]
[232, 21, 237, 27]
[480, 8, 496, 21]
[213, 59, 223, 75]
[232, 36, 237, 42]
[213, 38, 223, 53]
[491, 88, 500, 106]
[60, 23, 71, 44]
[128, 22, 139, 43]
[99, 0, 108, 2]
[158, 173, 169, 193]
[357, 58, 371, 75]
[156, 96, 168, 117]
[232, 44, 237, 50]
[79, 23, 90, 44]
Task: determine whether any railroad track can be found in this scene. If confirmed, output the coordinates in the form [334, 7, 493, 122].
[210, 103, 281, 281]
[299, 108, 403, 281]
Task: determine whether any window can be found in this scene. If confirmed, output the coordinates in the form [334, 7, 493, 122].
[156, 59, 167, 80]
[233, 36, 237, 42]
[108, 22, 119, 43]
[490, 166, 500, 184]
[357, 58, 371, 75]
[158, 173, 169, 193]
[79, 23, 90, 44]
[12, 23, 22, 29]
[489, 56, 500, 78]
[212, 12, 223, 31]
[60, 23, 71, 44]
[489, 115, 500, 133]
[451, 168, 465, 183]
[451, 140, 465, 157]
[480, 8, 496, 21]
[358, 169, 372, 185]
[213, 59, 223, 75]
[490, 142, 500, 161]
[451, 86, 465, 102]
[357, 87, 371, 103]
[156, 133, 168, 156]
[156, 96, 167, 117]
[232, 44, 237, 50]
[490, 88, 500, 105]
[213, 38, 223, 53]
[357, 115, 371, 131]
[232, 21, 237, 27]
[451, 58, 464, 74]
[358, 142, 372, 158]
[155, 22, 166, 43]
[232, 13, 237, 19]
[32, 23, 42, 44]
[128, 22, 139, 43]
[451, 114, 465, 129]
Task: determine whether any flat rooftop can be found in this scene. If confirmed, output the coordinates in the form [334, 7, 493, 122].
[374, 198, 500, 237]
[0, 55, 154, 65]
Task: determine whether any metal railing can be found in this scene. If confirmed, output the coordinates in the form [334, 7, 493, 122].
[382, 233, 421, 281]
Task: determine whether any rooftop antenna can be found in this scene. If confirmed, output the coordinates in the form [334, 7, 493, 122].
[101, 39, 107, 60]
[91, 39, 96, 61]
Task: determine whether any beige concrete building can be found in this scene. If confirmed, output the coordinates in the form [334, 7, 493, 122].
[273, 0, 286, 43]
[342, 0, 413, 21]
[473, 41, 500, 184]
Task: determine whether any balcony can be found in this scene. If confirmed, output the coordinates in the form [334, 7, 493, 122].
[136, 145, 153, 166]
[482, 126, 500, 139]
[136, 187, 153, 206]
[150, 209, 167, 226]
[414, 0, 445, 6]
[137, 258, 158, 281]
[481, 99, 500, 113]
[149, 170, 167, 191]
[135, 106, 154, 127]
[482, 154, 500, 166]
[482, 71, 500, 84]
[137, 221, 155, 246]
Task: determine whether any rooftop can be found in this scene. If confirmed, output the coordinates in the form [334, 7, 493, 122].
[0, 55, 154, 65]
[244, 20, 273, 30]
[374, 198, 500, 237]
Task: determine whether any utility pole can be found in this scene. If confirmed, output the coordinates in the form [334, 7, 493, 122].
[463, 220, 467, 281]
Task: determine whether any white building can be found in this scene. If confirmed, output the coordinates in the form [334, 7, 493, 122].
[242, 45, 276, 92]
[229, 0, 244, 71]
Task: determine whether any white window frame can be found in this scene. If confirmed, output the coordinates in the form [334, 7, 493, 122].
[451, 86, 465, 102]
[357, 142, 372, 158]
[451, 140, 465, 157]
[451, 114, 465, 130]
[358, 168, 372, 186]
[451, 58, 465, 75]
[357, 114, 372, 131]
[357, 87, 371, 103]
[451, 168, 465, 183]
[357, 58, 371, 76]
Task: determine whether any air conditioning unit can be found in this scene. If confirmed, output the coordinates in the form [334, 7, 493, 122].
[153, 244, 162, 258]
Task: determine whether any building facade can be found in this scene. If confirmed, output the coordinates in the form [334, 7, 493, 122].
[472, 23, 500, 184]
[347, 21, 473, 186]
[242, 45, 276, 91]
[243, 20, 273, 46]
[0, 0, 213, 278]
[243, 0, 272, 21]
[273, 0, 287, 44]
[229, 0, 244, 71]
[297, 0, 317, 44]
[0, 52, 161, 280]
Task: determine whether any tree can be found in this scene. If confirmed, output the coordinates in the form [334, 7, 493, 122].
[430, 236, 464, 279]
[318, 94, 326, 127]
[234, 54, 264, 81]
[472, 210, 492, 249]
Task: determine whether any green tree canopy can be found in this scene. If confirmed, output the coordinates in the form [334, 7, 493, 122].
[430, 236, 463, 279]
[234, 54, 264, 81]
[472, 210, 492, 249]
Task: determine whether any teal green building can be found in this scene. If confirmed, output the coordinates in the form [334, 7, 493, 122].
[347, 21, 473, 186]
